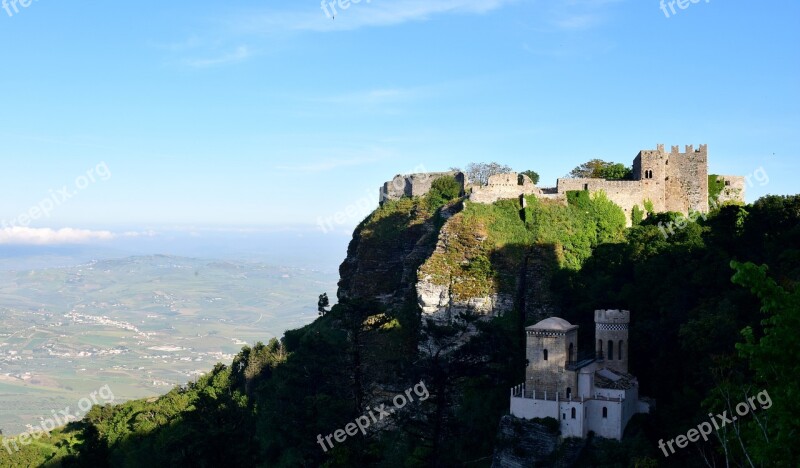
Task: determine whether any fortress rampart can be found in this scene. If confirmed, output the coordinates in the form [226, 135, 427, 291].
[378, 144, 744, 225]
[379, 171, 465, 204]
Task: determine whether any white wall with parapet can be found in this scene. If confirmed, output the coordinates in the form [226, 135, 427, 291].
[510, 396, 558, 420]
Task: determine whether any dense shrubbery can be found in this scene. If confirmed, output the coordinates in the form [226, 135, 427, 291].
[426, 175, 462, 207]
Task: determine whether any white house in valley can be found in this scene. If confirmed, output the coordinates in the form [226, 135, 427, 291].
[509, 310, 650, 440]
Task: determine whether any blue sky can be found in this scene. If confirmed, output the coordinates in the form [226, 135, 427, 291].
[0, 0, 797, 243]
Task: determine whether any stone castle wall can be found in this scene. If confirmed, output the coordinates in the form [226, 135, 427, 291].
[556, 178, 645, 222]
[378, 145, 742, 225]
[379, 171, 465, 204]
[470, 173, 541, 204]
[713, 175, 746, 206]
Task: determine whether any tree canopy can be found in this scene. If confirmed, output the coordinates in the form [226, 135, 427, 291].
[519, 170, 540, 185]
[463, 162, 513, 185]
[568, 159, 633, 180]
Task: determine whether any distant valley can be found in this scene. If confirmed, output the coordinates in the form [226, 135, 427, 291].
[0, 255, 337, 434]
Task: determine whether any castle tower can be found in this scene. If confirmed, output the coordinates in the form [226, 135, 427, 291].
[525, 317, 579, 396]
[632, 146, 668, 212]
[595, 310, 630, 374]
[664, 144, 708, 214]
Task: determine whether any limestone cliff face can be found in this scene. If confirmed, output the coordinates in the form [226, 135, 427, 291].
[415, 210, 515, 323]
[491, 415, 586, 468]
[338, 196, 560, 327]
[337, 199, 460, 311]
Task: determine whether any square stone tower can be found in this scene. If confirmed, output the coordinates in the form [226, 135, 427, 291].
[633, 145, 668, 212]
[633, 144, 709, 215]
[665, 144, 708, 214]
[525, 317, 579, 396]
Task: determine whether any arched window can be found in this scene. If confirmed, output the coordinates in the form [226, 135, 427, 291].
[571, 408, 576, 419]
[618, 340, 623, 360]
[598, 339, 603, 355]
[543, 349, 548, 361]
[602, 407, 608, 418]
[568, 343, 574, 363]
[607, 340, 614, 361]
[566, 387, 572, 399]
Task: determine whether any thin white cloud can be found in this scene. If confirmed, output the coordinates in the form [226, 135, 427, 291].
[182, 45, 252, 68]
[547, 0, 625, 30]
[552, 13, 601, 29]
[231, 0, 517, 33]
[0, 227, 116, 245]
[0, 228, 159, 245]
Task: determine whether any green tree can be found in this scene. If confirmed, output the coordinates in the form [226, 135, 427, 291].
[464, 162, 513, 185]
[568, 159, 632, 180]
[318, 292, 330, 316]
[599, 162, 633, 180]
[731, 261, 800, 467]
[427, 175, 462, 207]
[519, 170, 540, 185]
[631, 205, 644, 226]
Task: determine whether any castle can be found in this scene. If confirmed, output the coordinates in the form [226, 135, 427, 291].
[379, 144, 746, 225]
[509, 310, 650, 440]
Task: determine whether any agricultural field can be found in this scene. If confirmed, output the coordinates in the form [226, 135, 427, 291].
[0, 255, 337, 434]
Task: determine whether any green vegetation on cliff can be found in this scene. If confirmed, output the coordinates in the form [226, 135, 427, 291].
[419, 190, 626, 302]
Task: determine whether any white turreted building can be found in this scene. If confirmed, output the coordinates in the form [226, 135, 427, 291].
[509, 310, 650, 440]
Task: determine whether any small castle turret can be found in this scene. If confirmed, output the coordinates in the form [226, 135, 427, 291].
[595, 310, 629, 374]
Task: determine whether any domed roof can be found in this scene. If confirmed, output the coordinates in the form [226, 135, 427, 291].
[531, 317, 573, 331]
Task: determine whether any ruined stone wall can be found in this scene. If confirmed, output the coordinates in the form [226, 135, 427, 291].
[713, 175, 746, 206]
[556, 178, 645, 225]
[379, 171, 465, 204]
[469, 173, 541, 204]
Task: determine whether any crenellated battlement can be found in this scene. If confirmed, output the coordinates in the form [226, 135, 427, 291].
[662, 143, 707, 156]
[595, 309, 630, 324]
